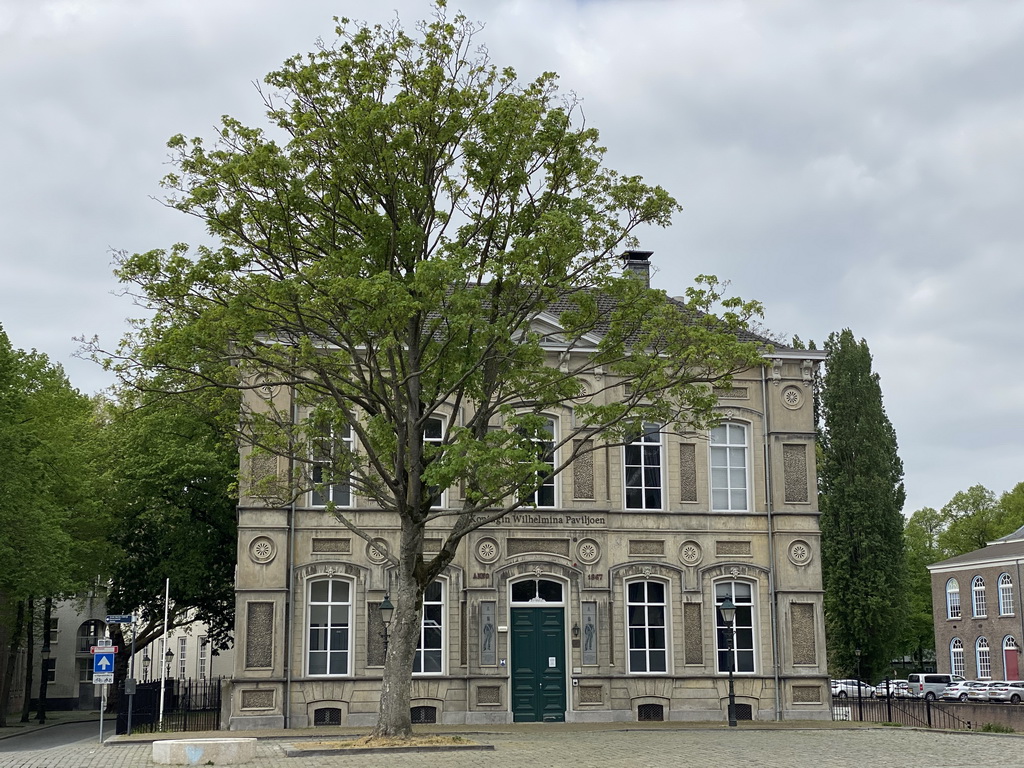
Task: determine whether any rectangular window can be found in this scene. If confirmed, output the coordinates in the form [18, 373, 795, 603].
[48, 618, 59, 645]
[414, 581, 444, 674]
[716, 581, 756, 673]
[425, 417, 445, 508]
[44, 658, 56, 683]
[624, 423, 662, 510]
[178, 637, 187, 679]
[711, 423, 749, 511]
[308, 579, 351, 676]
[198, 637, 208, 680]
[77, 658, 93, 684]
[627, 580, 667, 673]
[311, 423, 353, 508]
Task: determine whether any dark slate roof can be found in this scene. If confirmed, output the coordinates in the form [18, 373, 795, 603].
[927, 537, 1024, 571]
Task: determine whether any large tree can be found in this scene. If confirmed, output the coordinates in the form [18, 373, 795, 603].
[0, 326, 106, 724]
[819, 329, 906, 682]
[107, 4, 765, 738]
[98, 382, 238, 697]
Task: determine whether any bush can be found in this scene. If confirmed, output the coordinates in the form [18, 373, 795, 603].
[979, 722, 1015, 733]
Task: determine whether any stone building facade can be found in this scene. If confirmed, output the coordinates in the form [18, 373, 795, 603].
[928, 526, 1024, 682]
[226, 334, 830, 729]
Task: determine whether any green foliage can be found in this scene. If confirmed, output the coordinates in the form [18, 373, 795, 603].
[0, 325, 107, 601]
[979, 722, 1014, 733]
[100, 382, 239, 650]
[819, 329, 907, 681]
[902, 507, 944, 662]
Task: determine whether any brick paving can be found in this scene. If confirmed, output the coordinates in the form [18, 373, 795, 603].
[0, 723, 1020, 768]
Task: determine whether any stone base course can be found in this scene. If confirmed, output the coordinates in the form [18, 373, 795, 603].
[152, 737, 256, 765]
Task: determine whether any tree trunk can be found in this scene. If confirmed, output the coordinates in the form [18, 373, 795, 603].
[372, 522, 431, 739]
[20, 597, 33, 722]
[36, 597, 51, 722]
[0, 600, 26, 728]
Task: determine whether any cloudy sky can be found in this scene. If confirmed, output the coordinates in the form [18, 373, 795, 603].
[2, 0, 1022, 515]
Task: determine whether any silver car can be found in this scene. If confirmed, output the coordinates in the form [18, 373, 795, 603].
[988, 680, 1024, 704]
[941, 680, 986, 701]
[968, 681, 1006, 702]
[831, 679, 875, 698]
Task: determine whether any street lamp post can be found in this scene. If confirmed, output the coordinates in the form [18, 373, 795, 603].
[379, 595, 394, 656]
[855, 647, 864, 721]
[719, 598, 738, 727]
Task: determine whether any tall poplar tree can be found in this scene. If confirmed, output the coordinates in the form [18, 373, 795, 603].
[819, 329, 906, 681]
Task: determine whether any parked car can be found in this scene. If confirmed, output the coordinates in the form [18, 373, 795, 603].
[968, 681, 1006, 703]
[907, 672, 965, 700]
[941, 680, 986, 701]
[986, 681, 1024, 704]
[874, 679, 909, 698]
[831, 679, 875, 698]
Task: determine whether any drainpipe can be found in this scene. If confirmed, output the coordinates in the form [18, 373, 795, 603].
[284, 383, 297, 728]
[762, 363, 782, 720]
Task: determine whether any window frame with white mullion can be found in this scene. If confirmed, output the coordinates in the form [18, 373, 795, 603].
[715, 580, 756, 674]
[710, 422, 749, 512]
[946, 578, 961, 620]
[424, 416, 447, 509]
[625, 579, 669, 674]
[950, 637, 965, 678]
[624, 422, 664, 511]
[413, 580, 445, 675]
[972, 575, 987, 618]
[977, 636, 992, 679]
[177, 636, 187, 679]
[310, 422, 354, 509]
[999, 573, 1014, 616]
[523, 418, 557, 509]
[306, 577, 353, 677]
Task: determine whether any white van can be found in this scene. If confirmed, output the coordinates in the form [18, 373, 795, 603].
[907, 673, 965, 700]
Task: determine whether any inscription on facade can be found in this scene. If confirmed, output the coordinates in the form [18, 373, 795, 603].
[490, 513, 607, 526]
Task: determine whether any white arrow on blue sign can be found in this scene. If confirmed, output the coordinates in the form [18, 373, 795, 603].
[93, 652, 115, 674]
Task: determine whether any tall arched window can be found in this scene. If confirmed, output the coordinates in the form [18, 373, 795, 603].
[945, 578, 961, 619]
[710, 423, 748, 511]
[976, 636, 992, 679]
[999, 573, 1014, 616]
[972, 576, 987, 617]
[307, 578, 352, 676]
[950, 638, 965, 678]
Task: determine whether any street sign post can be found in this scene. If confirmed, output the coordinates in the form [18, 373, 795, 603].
[105, 614, 134, 624]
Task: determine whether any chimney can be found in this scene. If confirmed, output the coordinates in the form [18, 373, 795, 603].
[621, 249, 653, 287]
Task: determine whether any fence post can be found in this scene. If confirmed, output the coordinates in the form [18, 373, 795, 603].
[926, 696, 932, 728]
[885, 678, 892, 722]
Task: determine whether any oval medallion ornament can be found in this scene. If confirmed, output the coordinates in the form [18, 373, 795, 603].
[476, 537, 500, 564]
[679, 540, 703, 566]
[249, 536, 276, 564]
[576, 538, 601, 565]
[789, 539, 812, 566]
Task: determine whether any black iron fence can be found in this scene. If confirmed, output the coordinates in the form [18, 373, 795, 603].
[832, 683, 971, 731]
[116, 677, 222, 735]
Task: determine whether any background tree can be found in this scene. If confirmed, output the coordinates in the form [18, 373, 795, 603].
[901, 507, 944, 667]
[106, 4, 765, 738]
[819, 329, 906, 682]
[99, 380, 238, 697]
[0, 325, 106, 725]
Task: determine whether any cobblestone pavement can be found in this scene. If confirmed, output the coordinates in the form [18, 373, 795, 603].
[0, 725, 1020, 768]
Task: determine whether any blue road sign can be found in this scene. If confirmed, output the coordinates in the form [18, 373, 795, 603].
[105, 614, 134, 624]
[93, 651, 115, 675]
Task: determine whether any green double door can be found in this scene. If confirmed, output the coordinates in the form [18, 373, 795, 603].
[511, 607, 566, 722]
